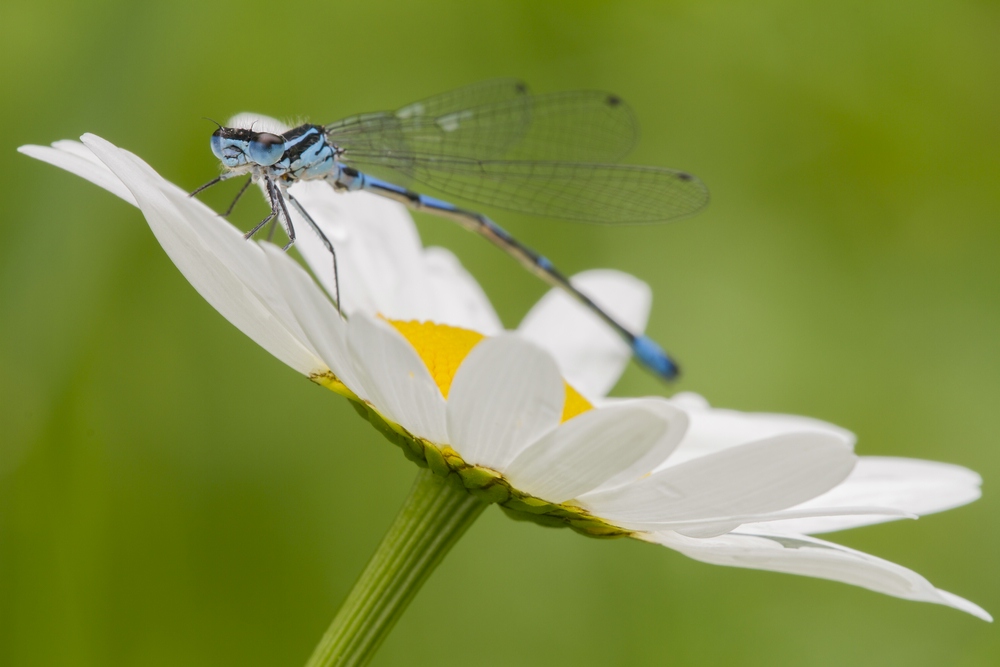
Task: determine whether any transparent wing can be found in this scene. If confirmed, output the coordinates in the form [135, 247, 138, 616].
[324, 81, 703, 223]
[394, 78, 532, 123]
[324, 79, 526, 162]
[342, 155, 709, 224]
[326, 82, 639, 164]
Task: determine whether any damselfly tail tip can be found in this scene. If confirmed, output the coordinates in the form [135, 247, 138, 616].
[632, 335, 680, 381]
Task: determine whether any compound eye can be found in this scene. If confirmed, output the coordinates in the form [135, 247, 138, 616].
[209, 130, 226, 160]
[247, 132, 285, 166]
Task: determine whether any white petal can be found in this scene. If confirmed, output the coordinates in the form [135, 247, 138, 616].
[583, 399, 692, 494]
[80, 134, 324, 376]
[504, 399, 688, 503]
[578, 431, 856, 527]
[19, 141, 137, 205]
[518, 270, 651, 398]
[662, 398, 856, 467]
[745, 456, 983, 534]
[642, 505, 912, 539]
[446, 335, 563, 470]
[286, 181, 433, 319]
[346, 314, 448, 443]
[646, 529, 991, 621]
[260, 244, 364, 392]
[667, 391, 711, 410]
[419, 246, 504, 334]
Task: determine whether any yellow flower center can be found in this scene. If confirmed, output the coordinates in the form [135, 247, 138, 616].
[389, 320, 592, 422]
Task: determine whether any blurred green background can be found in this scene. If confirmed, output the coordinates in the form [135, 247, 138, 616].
[2, 0, 999, 665]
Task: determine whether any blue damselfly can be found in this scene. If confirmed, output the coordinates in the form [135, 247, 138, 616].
[191, 80, 709, 381]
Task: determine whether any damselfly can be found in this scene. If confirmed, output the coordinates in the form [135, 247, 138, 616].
[191, 79, 709, 381]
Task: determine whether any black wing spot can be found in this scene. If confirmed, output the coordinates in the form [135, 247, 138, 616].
[515, 82, 528, 94]
[676, 172, 693, 181]
[606, 94, 622, 107]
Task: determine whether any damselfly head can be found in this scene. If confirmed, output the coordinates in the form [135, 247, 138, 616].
[209, 127, 285, 169]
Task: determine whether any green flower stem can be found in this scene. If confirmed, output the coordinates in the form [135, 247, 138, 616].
[304, 469, 488, 667]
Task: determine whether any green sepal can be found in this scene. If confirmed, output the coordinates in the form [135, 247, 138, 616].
[422, 442, 451, 477]
[468, 483, 510, 504]
[444, 471, 467, 493]
[401, 444, 429, 467]
[457, 465, 502, 489]
[568, 519, 631, 539]
[500, 506, 570, 529]
[349, 400, 369, 420]
[503, 496, 560, 515]
[440, 448, 465, 470]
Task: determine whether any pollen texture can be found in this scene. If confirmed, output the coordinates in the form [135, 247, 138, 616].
[561, 384, 591, 422]
[389, 320, 484, 399]
[388, 320, 592, 422]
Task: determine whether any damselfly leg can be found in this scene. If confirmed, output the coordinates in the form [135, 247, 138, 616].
[286, 191, 341, 313]
[242, 178, 279, 240]
[190, 173, 343, 314]
[269, 179, 296, 250]
[189, 170, 242, 197]
[221, 176, 252, 218]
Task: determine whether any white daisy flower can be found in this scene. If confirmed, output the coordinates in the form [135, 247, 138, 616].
[19, 133, 989, 622]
